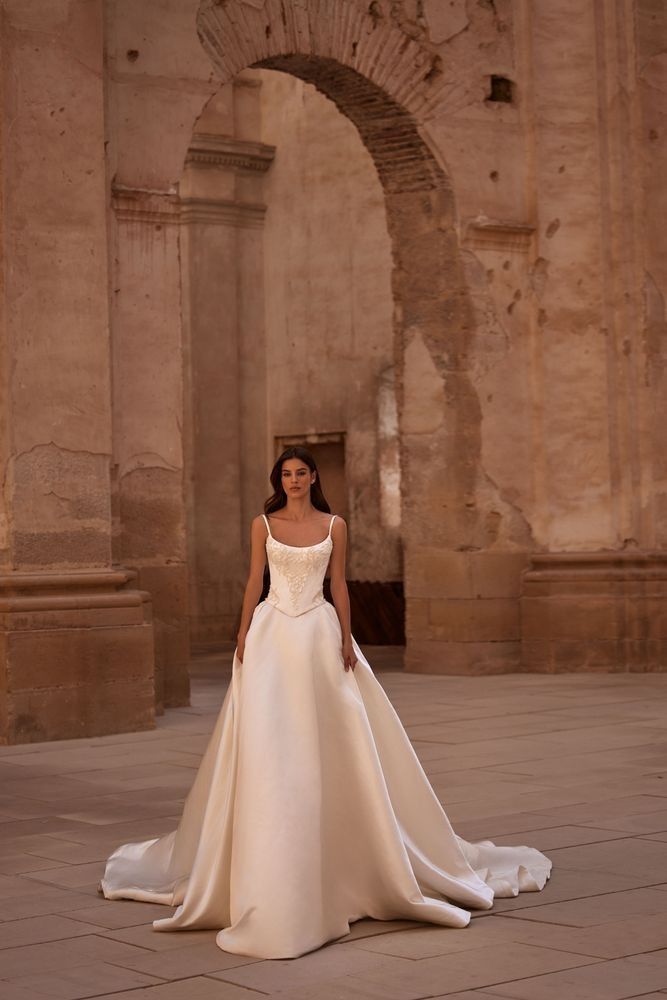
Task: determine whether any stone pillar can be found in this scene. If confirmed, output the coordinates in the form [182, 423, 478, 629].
[181, 97, 274, 647]
[110, 188, 189, 709]
[401, 214, 535, 675]
[0, 1, 155, 743]
[517, 0, 667, 672]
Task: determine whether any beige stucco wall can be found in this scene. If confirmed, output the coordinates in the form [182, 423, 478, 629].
[1, 0, 114, 571]
[1, 0, 666, 742]
[182, 69, 398, 644]
[259, 70, 398, 581]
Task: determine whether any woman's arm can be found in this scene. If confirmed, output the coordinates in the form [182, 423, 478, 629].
[329, 516, 357, 671]
[236, 515, 268, 662]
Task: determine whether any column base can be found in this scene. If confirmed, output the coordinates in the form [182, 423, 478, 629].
[0, 569, 156, 744]
[134, 565, 190, 710]
[404, 638, 521, 674]
[521, 552, 667, 671]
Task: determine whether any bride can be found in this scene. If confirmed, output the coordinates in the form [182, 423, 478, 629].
[99, 445, 552, 959]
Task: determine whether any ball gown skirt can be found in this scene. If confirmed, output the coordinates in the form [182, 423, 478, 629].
[100, 514, 552, 959]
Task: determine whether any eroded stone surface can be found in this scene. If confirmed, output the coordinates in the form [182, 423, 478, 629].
[0, 0, 665, 743]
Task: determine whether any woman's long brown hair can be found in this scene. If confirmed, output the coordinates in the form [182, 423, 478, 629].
[264, 445, 331, 515]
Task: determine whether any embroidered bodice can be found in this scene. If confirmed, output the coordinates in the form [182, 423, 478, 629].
[262, 513, 335, 617]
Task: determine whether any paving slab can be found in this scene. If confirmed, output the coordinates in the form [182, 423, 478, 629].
[108, 938, 262, 979]
[347, 942, 599, 998]
[208, 944, 410, 994]
[0, 886, 107, 922]
[0, 934, 158, 980]
[488, 824, 633, 850]
[90, 979, 275, 1000]
[347, 918, 529, 960]
[0, 852, 70, 874]
[483, 949, 667, 1000]
[495, 885, 667, 925]
[3, 962, 164, 1000]
[488, 911, 667, 959]
[0, 913, 104, 949]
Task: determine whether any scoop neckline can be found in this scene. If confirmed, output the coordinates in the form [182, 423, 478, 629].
[266, 536, 333, 551]
[265, 512, 334, 549]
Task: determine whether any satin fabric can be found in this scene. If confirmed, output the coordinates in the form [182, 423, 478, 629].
[100, 515, 552, 959]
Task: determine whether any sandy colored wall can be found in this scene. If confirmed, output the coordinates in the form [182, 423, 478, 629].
[2, 0, 666, 745]
[104, 0, 222, 698]
[0, 0, 156, 743]
[182, 69, 399, 645]
[259, 70, 399, 582]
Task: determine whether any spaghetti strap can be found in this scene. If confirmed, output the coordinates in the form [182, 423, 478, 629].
[327, 514, 336, 539]
[261, 513, 272, 538]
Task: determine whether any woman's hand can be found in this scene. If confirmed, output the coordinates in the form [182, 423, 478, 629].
[342, 637, 357, 672]
[236, 634, 246, 664]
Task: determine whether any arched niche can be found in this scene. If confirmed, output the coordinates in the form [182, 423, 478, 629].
[195, 0, 486, 671]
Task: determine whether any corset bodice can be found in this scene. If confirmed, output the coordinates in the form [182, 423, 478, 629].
[263, 515, 334, 617]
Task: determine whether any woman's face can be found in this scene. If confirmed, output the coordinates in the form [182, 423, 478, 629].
[281, 458, 315, 498]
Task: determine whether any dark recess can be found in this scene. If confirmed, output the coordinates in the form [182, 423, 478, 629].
[487, 75, 513, 103]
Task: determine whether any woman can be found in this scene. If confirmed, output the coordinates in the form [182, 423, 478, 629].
[99, 445, 552, 959]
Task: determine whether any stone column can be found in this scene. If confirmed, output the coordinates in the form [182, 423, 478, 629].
[517, 0, 667, 671]
[110, 188, 189, 710]
[0, 1, 155, 743]
[180, 127, 274, 646]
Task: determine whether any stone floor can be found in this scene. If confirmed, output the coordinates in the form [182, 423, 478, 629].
[1, 647, 667, 1000]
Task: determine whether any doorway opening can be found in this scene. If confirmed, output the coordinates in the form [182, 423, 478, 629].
[182, 68, 405, 651]
[182, 0, 476, 668]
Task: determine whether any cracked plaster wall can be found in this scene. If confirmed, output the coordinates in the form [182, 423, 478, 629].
[101, 0, 665, 569]
[1, 0, 664, 677]
[259, 69, 398, 582]
[1, 0, 113, 571]
[637, 0, 667, 547]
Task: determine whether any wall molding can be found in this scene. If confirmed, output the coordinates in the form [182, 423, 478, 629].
[112, 186, 181, 225]
[523, 551, 667, 584]
[179, 196, 267, 228]
[463, 217, 535, 253]
[112, 186, 267, 229]
[185, 134, 276, 173]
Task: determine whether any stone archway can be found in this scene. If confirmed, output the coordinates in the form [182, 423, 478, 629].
[195, 0, 485, 672]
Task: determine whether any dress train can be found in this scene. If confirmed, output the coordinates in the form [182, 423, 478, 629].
[101, 514, 551, 958]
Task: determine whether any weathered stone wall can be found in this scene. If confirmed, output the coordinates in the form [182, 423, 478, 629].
[637, 0, 667, 546]
[180, 78, 274, 646]
[0, 0, 155, 743]
[112, 0, 667, 674]
[259, 70, 398, 583]
[104, 0, 221, 702]
[182, 68, 399, 646]
[1, 0, 665, 742]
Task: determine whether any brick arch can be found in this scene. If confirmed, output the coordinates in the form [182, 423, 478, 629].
[197, 0, 450, 121]
[196, 0, 483, 670]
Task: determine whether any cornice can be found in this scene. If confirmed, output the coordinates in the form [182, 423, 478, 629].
[180, 196, 266, 229]
[185, 134, 276, 174]
[112, 186, 181, 225]
[463, 217, 535, 253]
[523, 551, 667, 582]
[111, 186, 267, 229]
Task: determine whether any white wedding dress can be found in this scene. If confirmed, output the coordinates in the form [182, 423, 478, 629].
[100, 513, 552, 959]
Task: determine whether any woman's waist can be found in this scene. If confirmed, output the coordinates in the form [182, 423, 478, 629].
[263, 592, 330, 618]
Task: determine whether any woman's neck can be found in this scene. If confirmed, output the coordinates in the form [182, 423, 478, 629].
[278, 498, 316, 520]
